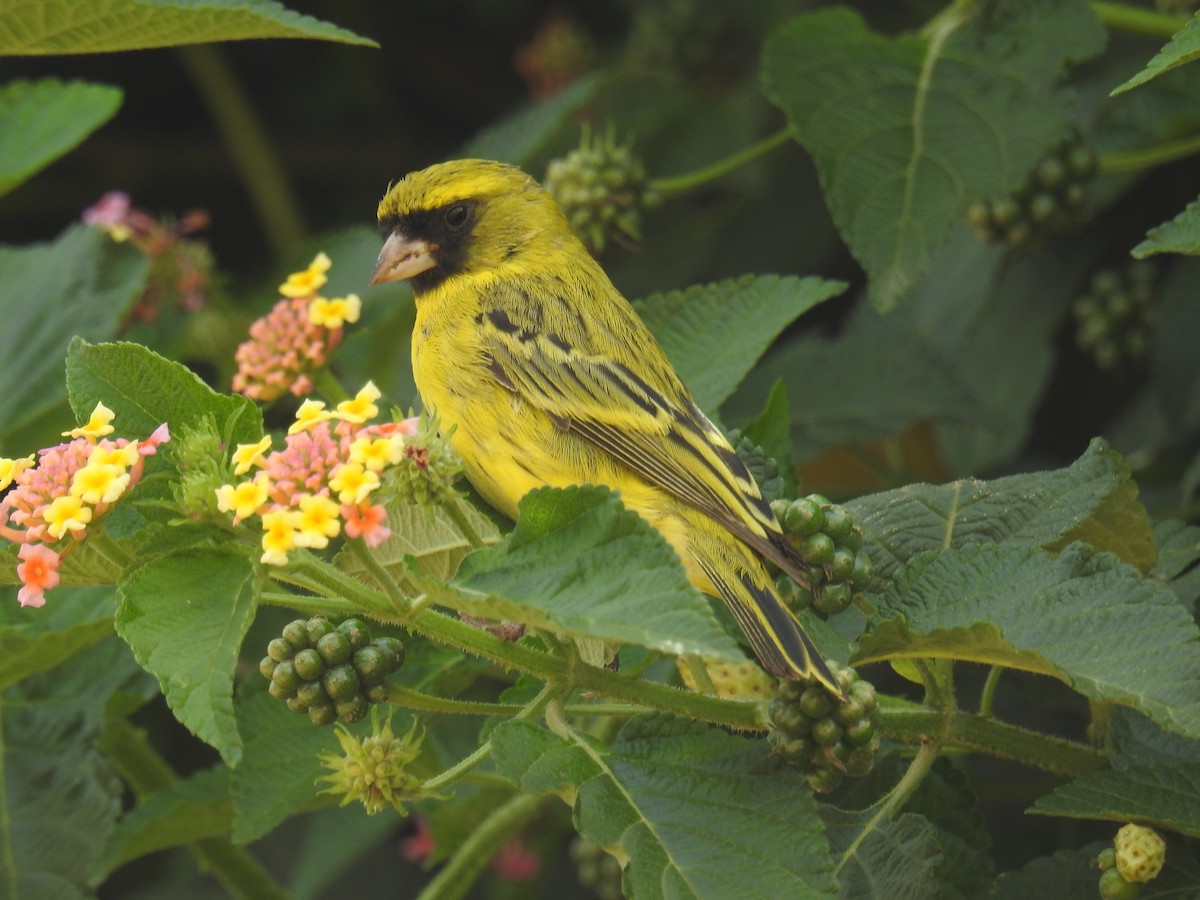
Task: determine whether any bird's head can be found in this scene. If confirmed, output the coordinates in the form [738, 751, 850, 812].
[370, 159, 571, 294]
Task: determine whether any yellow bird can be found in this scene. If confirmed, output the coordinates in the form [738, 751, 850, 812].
[371, 159, 841, 697]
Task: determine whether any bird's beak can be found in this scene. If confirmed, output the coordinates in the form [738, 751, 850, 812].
[370, 230, 437, 285]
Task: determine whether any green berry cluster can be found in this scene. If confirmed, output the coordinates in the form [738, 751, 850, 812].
[569, 836, 623, 900]
[768, 664, 880, 793]
[545, 127, 659, 254]
[771, 495, 874, 617]
[1072, 262, 1159, 370]
[967, 139, 1097, 247]
[259, 616, 404, 725]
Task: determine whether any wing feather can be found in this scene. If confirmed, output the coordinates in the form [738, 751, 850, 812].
[478, 284, 812, 588]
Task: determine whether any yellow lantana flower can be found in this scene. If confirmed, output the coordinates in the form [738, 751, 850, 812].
[348, 435, 404, 473]
[261, 508, 301, 566]
[0, 455, 34, 491]
[70, 462, 131, 505]
[335, 382, 381, 425]
[329, 462, 380, 506]
[231, 435, 273, 476]
[288, 399, 331, 435]
[279, 252, 331, 298]
[63, 402, 116, 441]
[309, 294, 362, 329]
[215, 473, 271, 523]
[293, 494, 341, 549]
[43, 495, 93, 540]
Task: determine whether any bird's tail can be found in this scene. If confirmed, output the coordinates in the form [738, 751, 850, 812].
[696, 555, 844, 699]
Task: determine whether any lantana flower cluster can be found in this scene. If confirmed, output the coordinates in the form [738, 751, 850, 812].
[216, 382, 419, 566]
[232, 252, 362, 401]
[82, 190, 212, 319]
[0, 403, 169, 608]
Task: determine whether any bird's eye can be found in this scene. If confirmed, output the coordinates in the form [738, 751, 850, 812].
[444, 203, 471, 229]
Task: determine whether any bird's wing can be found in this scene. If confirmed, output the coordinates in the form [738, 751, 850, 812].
[476, 294, 811, 586]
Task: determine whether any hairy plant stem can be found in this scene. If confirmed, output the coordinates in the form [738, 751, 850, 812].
[878, 698, 1108, 777]
[96, 717, 289, 900]
[834, 739, 943, 879]
[415, 792, 546, 900]
[978, 665, 1003, 717]
[650, 128, 792, 198]
[347, 537, 410, 614]
[1099, 133, 1200, 175]
[1090, 1, 1187, 37]
[387, 683, 652, 719]
[176, 45, 305, 261]
[442, 494, 489, 550]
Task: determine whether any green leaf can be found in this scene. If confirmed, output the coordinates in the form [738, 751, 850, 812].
[491, 715, 839, 898]
[1030, 707, 1200, 837]
[848, 438, 1154, 584]
[3, 636, 147, 898]
[0, 79, 122, 196]
[464, 72, 610, 165]
[0, 228, 146, 442]
[992, 839, 1200, 899]
[97, 767, 233, 877]
[1112, 15, 1200, 95]
[66, 338, 263, 447]
[334, 501, 499, 591]
[0, 0, 376, 54]
[633, 274, 845, 411]
[419, 486, 744, 663]
[736, 379, 796, 497]
[761, 3, 1105, 310]
[857, 543, 1200, 738]
[116, 545, 261, 765]
[1132, 194, 1200, 258]
[819, 806, 941, 900]
[1153, 518, 1200, 613]
[0, 616, 114, 690]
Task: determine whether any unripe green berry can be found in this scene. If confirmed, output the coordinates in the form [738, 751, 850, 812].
[308, 703, 337, 726]
[770, 701, 811, 737]
[807, 767, 844, 793]
[850, 553, 875, 591]
[337, 694, 370, 724]
[833, 696, 867, 726]
[270, 659, 300, 693]
[773, 735, 815, 767]
[285, 696, 307, 714]
[843, 719, 876, 748]
[1098, 868, 1140, 900]
[324, 664, 361, 703]
[282, 619, 309, 649]
[785, 498, 825, 536]
[293, 648, 324, 681]
[259, 656, 278, 680]
[844, 744, 878, 777]
[267, 638, 294, 662]
[822, 506, 853, 543]
[814, 582, 852, 615]
[374, 636, 406, 666]
[354, 645, 395, 686]
[296, 680, 327, 709]
[317, 631, 352, 666]
[799, 686, 833, 719]
[966, 200, 992, 229]
[850, 679, 877, 712]
[812, 717, 844, 747]
[1034, 156, 1067, 189]
[306, 616, 335, 645]
[268, 679, 296, 701]
[1029, 192, 1060, 225]
[829, 547, 857, 582]
[1097, 848, 1116, 871]
[991, 197, 1021, 227]
[365, 682, 390, 704]
[337, 618, 372, 651]
[776, 680, 807, 705]
[776, 574, 811, 612]
[799, 533, 836, 566]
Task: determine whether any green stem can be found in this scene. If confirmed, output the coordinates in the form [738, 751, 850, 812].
[258, 589, 362, 617]
[682, 655, 718, 695]
[415, 793, 545, 900]
[347, 538, 412, 616]
[96, 717, 290, 900]
[978, 666, 1002, 718]
[312, 367, 350, 404]
[422, 741, 494, 795]
[387, 684, 650, 719]
[878, 700, 1107, 777]
[1099, 133, 1200, 175]
[1090, 1, 1187, 37]
[0, 702, 16, 900]
[176, 45, 306, 261]
[650, 128, 793, 198]
[442, 494, 488, 550]
[834, 739, 942, 879]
